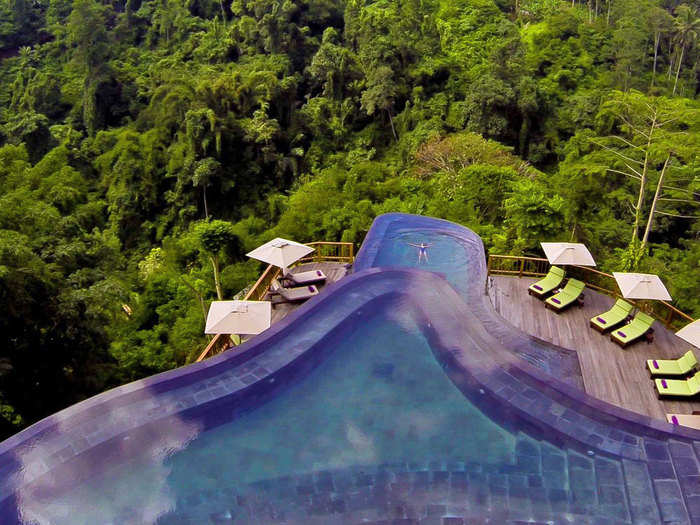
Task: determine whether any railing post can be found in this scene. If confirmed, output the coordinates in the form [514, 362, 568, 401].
[519, 258, 524, 278]
[487, 255, 492, 275]
[665, 308, 674, 328]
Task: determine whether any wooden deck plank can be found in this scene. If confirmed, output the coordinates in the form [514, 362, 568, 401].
[488, 275, 699, 421]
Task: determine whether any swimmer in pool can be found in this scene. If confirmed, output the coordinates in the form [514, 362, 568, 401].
[407, 242, 432, 263]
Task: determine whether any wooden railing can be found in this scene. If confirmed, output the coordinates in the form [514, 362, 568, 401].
[195, 241, 354, 362]
[487, 254, 695, 329]
[298, 242, 354, 263]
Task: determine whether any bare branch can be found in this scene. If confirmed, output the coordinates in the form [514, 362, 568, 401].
[623, 163, 644, 178]
[661, 184, 700, 198]
[606, 168, 642, 181]
[654, 210, 700, 218]
[609, 135, 645, 150]
[617, 114, 651, 139]
[590, 139, 644, 166]
[658, 197, 700, 205]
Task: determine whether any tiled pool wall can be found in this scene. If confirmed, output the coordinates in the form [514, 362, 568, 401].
[1, 213, 700, 524]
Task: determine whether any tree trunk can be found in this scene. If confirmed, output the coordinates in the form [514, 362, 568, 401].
[651, 32, 660, 88]
[387, 108, 398, 142]
[518, 115, 530, 158]
[673, 45, 684, 95]
[632, 113, 657, 243]
[203, 184, 209, 219]
[640, 153, 671, 251]
[177, 274, 207, 322]
[606, 0, 611, 26]
[211, 256, 223, 300]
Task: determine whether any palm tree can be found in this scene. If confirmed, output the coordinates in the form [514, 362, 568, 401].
[672, 4, 700, 95]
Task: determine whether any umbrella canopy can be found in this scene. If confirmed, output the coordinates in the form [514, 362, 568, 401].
[540, 242, 596, 266]
[205, 300, 272, 335]
[246, 237, 314, 272]
[676, 319, 700, 348]
[612, 272, 672, 301]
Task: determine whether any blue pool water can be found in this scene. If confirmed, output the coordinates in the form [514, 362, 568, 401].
[18, 306, 516, 524]
[372, 230, 473, 297]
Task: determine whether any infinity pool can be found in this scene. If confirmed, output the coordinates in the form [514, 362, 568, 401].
[1, 213, 690, 524]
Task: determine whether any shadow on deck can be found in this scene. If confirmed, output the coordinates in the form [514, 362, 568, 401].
[488, 275, 699, 420]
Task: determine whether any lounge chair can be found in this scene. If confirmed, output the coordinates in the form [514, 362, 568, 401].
[667, 413, 700, 430]
[647, 350, 698, 377]
[589, 299, 634, 333]
[655, 372, 700, 398]
[610, 311, 655, 348]
[528, 266, 565, 299]
[544, 279, 585, 312]
[269, 282, 319, 306]
[280, 269, 327, 287]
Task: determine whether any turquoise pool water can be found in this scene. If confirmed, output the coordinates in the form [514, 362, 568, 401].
[372, 230, 474, 298]
[27, 306, 515, 524]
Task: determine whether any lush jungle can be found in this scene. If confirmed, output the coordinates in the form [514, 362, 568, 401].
[0, 0, 698, 439]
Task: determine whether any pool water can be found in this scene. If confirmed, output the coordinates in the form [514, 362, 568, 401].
[23, 306, 515, 524]
[372, 229, 477, 300]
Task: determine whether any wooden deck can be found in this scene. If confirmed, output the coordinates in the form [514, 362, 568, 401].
[488, 275, 700, 421]
[268, 262, 350, 326]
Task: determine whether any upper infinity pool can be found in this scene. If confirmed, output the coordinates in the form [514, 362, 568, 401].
[1, 213, 692, 523]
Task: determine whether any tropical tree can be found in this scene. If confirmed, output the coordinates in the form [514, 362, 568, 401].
[646, 6, 674, 89]
[672, 4, 700, 95]
[560, 91, 700, 268]
[66, 0, 111, 136]
[193, 220, 243, 300]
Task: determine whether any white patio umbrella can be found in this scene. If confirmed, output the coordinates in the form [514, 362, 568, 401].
[246, 237, 315, 274]
[205, 300, 272, 335]
[676, 319, 700, 349]
[540, 242, 596, 266]
[612, 272, 672, 301]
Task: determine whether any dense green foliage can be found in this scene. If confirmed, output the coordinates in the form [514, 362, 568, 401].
[0, 0, 698, 439]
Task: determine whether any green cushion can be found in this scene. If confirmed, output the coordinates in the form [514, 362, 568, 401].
[545, 279, 585, 309]
[656, 373, 700, 396]
[680, 350, 698, 371]
[529, 266, 565, 294]
[591, 299, 634, 329]
[689, 373, 700, 393]
[633, 311, 655, 328]
[550, 266, 565, 278]
[647, 351, 698, 376]
[656, 377, 692, 396]
[614, 324, 646, 341]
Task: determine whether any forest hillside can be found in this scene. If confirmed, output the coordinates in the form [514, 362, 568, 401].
[0, 0, 698, 439]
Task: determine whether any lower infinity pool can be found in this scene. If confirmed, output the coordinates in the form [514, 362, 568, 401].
[18, 305, 516, 524]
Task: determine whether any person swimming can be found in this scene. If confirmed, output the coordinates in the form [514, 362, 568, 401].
[407, 242, 432, 263]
